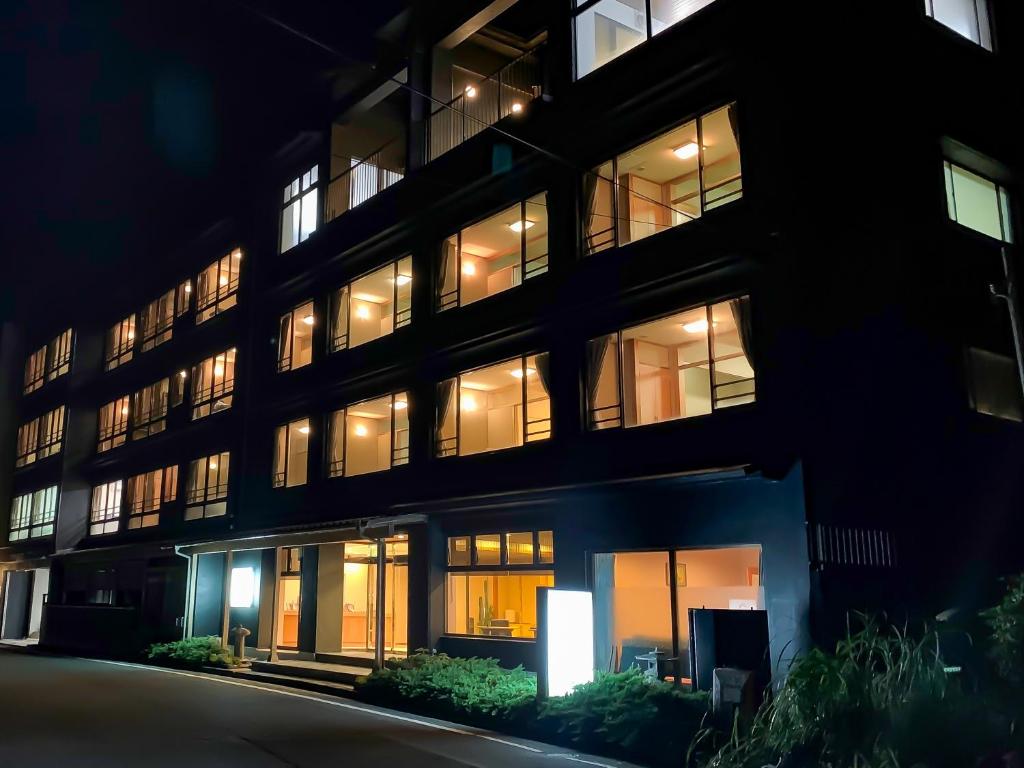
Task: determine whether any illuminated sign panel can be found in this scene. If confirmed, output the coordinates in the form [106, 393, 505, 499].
[229, 566, 256, 608]
[538, 588, 595, 698]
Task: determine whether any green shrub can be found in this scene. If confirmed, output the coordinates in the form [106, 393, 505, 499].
[537, 669, 709, 766]
[981, 573, 1024, 687]
[146, 636, 236, 669]
[358, 652, 536, 723]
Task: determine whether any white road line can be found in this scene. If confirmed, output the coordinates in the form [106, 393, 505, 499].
[84, 658, 552, 756]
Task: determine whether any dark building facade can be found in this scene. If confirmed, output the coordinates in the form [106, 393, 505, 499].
[2, 0, 1022, 684]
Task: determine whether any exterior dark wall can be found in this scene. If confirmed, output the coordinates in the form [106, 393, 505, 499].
[194, 552, 225, 638]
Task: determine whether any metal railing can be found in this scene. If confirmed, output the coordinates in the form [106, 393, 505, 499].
[326, 142, 406, 224]
[427, 41, 546, 164]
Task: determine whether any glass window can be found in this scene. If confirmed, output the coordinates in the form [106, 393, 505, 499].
[326, 392, 409, 478]
[273, 418, 309, 488]
[574, 0, 718, 78]
[944, 161, 1012, 243]
[281, 165, 319, 252]
[125, 465, 177, 529]
[8, 493, 33, 541]
[191, 348, 236, 420]
[98, 396, 130, 453]
[447, 536, 471, 567]
[37, 406, 65, 460]
[966, 348, 1022, 421]
[23, 346, 46, 394]
[505, 532, 536, 565]
[925, 0, 992, 49]
[184, 452, 229, 520]
[436, 353, 552, 457]
[45, 329, 73, 381]
[445, 572, 554, 638]
[138, 288, 176, 352]
[29, 486, 58, 538]
[584, 104, 741, 255]
[277, 301, 315, 372]
[104, 315, 136, 371]
[131, 378, 171, 440]
[475, 534, 502, 565]
[437, 195, 548, 312]
[328, 256, 412, 353]
[586, 296, 754, 429]
[15, 418, 39, 468]
[90, 480, 123, 536]
[196, 249, 242, 324]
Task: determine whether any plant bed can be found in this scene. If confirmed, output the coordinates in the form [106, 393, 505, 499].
[145, 635, 238, 671]
[355, 652, 709, 767]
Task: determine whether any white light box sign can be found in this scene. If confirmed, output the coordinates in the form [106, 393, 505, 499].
[537, 588, 595, 698]
[229, 566, 256, 608]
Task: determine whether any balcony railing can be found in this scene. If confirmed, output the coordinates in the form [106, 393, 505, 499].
[325, 142, 406, 224]
[427, 41, 546, 164]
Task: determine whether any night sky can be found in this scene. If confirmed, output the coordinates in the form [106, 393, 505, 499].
[1, 0, 403, 326]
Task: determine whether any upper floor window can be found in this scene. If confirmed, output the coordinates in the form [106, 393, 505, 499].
[574, 0, 718, 78]
[944, 160, 1013, 243]
[272, 418, 309, 488]
[8, 485, 58, 541]
[281, 166, 318, 253]
[445, 530, 555, 639]
[437, 197, 548, 312]
[327, 392, 409, 478]
[329, 257, 412, 352]
[89, 480, 122, 535]
[924, 0, 992, 49]
[37, 406, 65, 460]
[586, 297, 754, 430]
[196, 249, 241, 324]
[15, 418, 39, 468]
[105, 315, 136, 371]
[191, 348, 236, 420]
[139, 281, 190, 352]
[585, 104, 741, 255]
[185, 452, 229, 520]
[24, 346, 46, 394]
[277, 301, 315, 372]
[126, 465, 178, 529]
[98, 395, 130, 453]
[46, 329, 73, 381]
[132, 378, 176, 440]
[436, 354, 551, 458]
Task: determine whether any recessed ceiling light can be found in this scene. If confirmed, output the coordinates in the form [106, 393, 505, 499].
[395, 274, 412, 286]
[179, 370, 188, 378]
[355, 305, 370, 320]
[353, 424, 368, 437]
[462, 262, 476, 276]
[510, 367, 536, 379]
[510, 102, 523, 114]
[682, 319, 709, 334]
[302, 314, 315, 326]
[392, 400, 408, 410]
[465, 85, 477, 98]
[461, 394, 478, 411]
[298, 425, 310, 435]
[673, 142, 700, 160]
[184, 283, 192, 293]
[508, 220, 535, 233]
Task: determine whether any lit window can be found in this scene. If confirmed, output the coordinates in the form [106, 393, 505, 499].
[437, 196, 548, 312]
[272, 418, 309, 488]
[573, 0, 719, 78]
[37, 406, 65, 460]
[15, 417, 39, 468]
[104, 315, 136, 371]
[436, 354, 551, 457]
[281, 165, 319, 252]
[445, 530, 555, 639]
[11, 486, 59, 540]
[45, 329, 73, 382]
[185, 452, 230, 520]
[131, 378, 171, 440]
[585, 104, 741, 255]
[587, 296, 754, 429]
[125, 465, 177, 529]
[89, 480, 123, 535]
[98, 395, 130, 452]
[8, 493, 33, 542]
[196, 249, 241, 324]
[329, 256, 413, 352]
[191, 348, 236, 420]
[924, 0, 992, 49]
[327, 392, 409, 478]
[23, 346, 46, 394]
[138, 288, 176, 352]
[277, 301, 315, 372]
[944, 161, 1012, 243]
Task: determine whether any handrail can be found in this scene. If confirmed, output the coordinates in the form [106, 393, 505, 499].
[326, 137, 406, 223]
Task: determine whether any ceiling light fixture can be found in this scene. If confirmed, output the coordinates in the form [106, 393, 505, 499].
[510, 102, 523, 114]
[355, 305, 370, 320]
[682, 319, 709, 334]
[184, 283, 192, 293]
[298, 425, 310, 435]
[462, 262, 476, 276]
[465, 85, 477, 98]
[209, 462, 217, 470]
[395, 274, 412, 286]
[219, 276, 229, 287]
[302, 314, 315, 326]
[121, 406, 129, 416]
[392, 400, 408, 410]
[353, 424, 368, 437]
[178, 370, 188, 378]
[461, 394, 478, 411]
[510, 367, 536, 379]
[673, 142, 700, 160]
[508, 220, 535, 233]
[214, 364, 224, 376]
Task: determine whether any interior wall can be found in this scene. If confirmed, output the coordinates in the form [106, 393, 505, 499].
[27, 567, 49, 638]
[315, 543, 344, 654]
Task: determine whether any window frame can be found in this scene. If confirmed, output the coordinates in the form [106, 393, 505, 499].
[36, 405, 65, 460]
[184, 452, 230, 521]
[436, 197, 548, 313]
[131, 378, 172, 440]
[23, 345, 46, 394]
[104, 315, 136, 371]
[280, 165, 320, 253]
[89, 479, 123, 536]
[195, 249, 242, 325]
[277, 300, 316, 373]
[125, 465, 178, 529]
[15, 417, 40, 468]
[325, 391, 410, 478]
[139, 282, 189, 352]
[328, 255, 413, 354]
[586, 295, 756, 430]
[45, 329, 74, 382]
[190, 348, 236, 420]
[272, 418, 310, 488]
[436, 353, 552, 458]
[923, 0, 993, 50]
[97, 395, 130, 453]
[943, 159, 1014, 244]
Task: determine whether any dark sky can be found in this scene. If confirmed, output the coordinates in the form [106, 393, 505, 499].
[1, 0, 403, 325]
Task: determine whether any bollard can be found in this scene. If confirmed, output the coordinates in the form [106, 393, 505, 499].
[231, 625, 252, 665]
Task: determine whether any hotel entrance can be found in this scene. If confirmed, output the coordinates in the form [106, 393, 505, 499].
[337, 538, 408, 659]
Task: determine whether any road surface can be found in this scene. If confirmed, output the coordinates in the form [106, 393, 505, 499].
[0, 647, 635, 767]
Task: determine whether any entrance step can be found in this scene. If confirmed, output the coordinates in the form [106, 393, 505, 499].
[250, 659, 369, 686]
[206, 666, 356, 696]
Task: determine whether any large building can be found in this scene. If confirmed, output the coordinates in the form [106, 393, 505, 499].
[2, 0, 1021, 683]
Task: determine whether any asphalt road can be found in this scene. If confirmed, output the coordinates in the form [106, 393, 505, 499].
[0, 648, 635, 768]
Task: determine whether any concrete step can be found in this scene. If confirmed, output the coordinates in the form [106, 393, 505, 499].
[206, 666, 356, 696]
[250, 659, 369, 685]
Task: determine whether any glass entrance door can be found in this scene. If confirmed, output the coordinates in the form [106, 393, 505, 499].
[340, 538, 408, 659]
